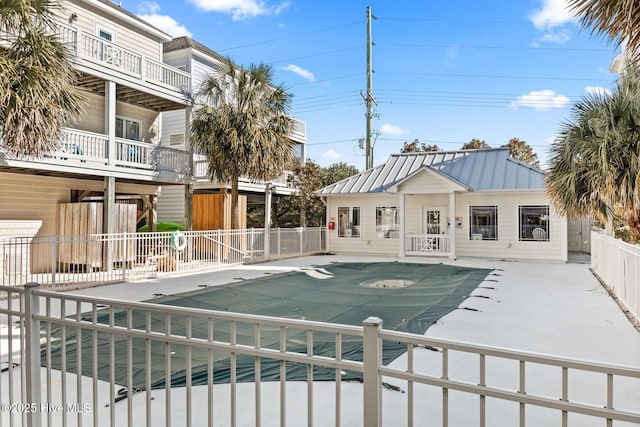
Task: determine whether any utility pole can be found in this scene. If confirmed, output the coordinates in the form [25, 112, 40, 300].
[362, 6, 377, 170]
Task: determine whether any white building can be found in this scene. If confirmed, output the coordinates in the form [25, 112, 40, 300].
[316, 148, 573, 261]
[1, 0, 191, 240]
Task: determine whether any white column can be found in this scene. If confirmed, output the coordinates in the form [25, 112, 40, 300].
[105, 81, 116, 166]
[184, 105, 193, 231]
[449, 192, 456, 259]
[264, 184, 272, 260]
[398, 193, 405, 257]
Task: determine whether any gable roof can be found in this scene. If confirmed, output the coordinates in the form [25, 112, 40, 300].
[316, 148, 545, 195]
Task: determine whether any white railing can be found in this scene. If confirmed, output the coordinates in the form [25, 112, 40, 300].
[193, 158, 295, 189]
[4, 127, 191, 178]
[60, 128, 107, 161]
[0, 228, 324, 289]
[289, 117, 307, 142]
[56, 22, 190, 94]
[591, 231, 640, 321]
[405, 234, 451, 256]
[2, 287, 638, 426]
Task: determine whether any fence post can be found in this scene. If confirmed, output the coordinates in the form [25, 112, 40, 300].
[277, 228, 281, 258]
[24, 282, 42, 427]
[299, 227, 303, 255]
[123, 232, 128, 282]
[51, 235, 57, 290]
[362, 316, 382, 427]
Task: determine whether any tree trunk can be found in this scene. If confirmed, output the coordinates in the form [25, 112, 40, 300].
[231, 177, 239, 229]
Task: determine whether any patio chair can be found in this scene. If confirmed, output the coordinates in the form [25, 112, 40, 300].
[532, 227, 547, 241]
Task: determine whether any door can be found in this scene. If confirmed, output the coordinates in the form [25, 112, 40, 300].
[568, 217, 591, 253]
[422, 207, 445, 235]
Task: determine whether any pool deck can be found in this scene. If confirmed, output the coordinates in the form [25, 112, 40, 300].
[29, 255, 640, 425]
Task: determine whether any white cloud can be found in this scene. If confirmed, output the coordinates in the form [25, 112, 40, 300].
[187, 0, 290, 20]
[510, 89, 570, 110]
[322, 149, 342, 160]
[533, 28, 572, 46]
[530, 0, 574, 30]
[546, 135, 560, 145]
[379, 123, 406, 136]
[281, 64, 315, 82]
[585, 85, 612, 96]
[137, 2, 191, 37]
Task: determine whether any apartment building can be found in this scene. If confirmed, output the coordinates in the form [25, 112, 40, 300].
[157, 36, 307, 230]
[1, 0, 192, 243]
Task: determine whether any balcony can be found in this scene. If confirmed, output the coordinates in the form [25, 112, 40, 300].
[193, 155, 296, 195]
[56, 23, 190, 109]
[0, 128, 192, 184]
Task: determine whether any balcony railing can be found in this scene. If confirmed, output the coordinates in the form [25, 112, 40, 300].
[193, 156, 294, 189]
[2, 128, 191, 180]
[56, 22, 190, 94]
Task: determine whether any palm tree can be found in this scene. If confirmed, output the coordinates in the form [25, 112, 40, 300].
[546, 68, 640, 240]
[190, 57, 295, 229]
[0, 0, 84, 158]
[568, 0, 640, 61]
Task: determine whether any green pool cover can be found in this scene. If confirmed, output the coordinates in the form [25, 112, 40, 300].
[44, 262, 492, 390]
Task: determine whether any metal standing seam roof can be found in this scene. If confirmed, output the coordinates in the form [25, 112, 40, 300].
[315, 148, 545, 195]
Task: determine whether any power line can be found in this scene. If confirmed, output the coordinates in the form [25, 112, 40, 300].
[377, 70, 612, 82]
[216, 21, 363, 52]
[377, 43, 609, 53]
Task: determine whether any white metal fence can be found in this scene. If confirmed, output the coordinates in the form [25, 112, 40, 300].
[0, 228, 325, 290]
[591, 231, 640, 321]
[1, 284, 639, 427]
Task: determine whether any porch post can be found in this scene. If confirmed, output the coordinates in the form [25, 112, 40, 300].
[184, 105, 194, 232]
[398, 193, 405, 257]
[103, 176, 116, 271]
[264, 183, 272, 260]
[105, 81, 116, 167]
[449, 191, 456, 259]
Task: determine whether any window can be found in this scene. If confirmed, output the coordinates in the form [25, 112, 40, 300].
[115, 117, 141, 141]
[519, 206, 550, 241]
[376, 207, 399, 239]
[470, 206, 498, 240]
[338, 207, 360, 238]
[169, 133, 185, 146]
[98, 29, 113, 42]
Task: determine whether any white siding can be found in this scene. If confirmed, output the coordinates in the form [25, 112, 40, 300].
[157, 185, 186, 224]
[455, 191, 565, 261]
[326, 194, 402, 255]
[160, 110, 186, 147]
[397, 169, 463, 194]
[77, 91, 106, 134]
[325, 190, 567, 261]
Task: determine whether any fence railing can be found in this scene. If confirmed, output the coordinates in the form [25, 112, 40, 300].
[0, 228, 325, 289]
[591, 231, 640, 321]
[405, 234, 451, 256]
[1, 285, 638, 426]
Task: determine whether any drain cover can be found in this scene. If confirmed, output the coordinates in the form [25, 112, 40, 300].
[360, 278, 417, 289]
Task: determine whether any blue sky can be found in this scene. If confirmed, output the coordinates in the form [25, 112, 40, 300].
[121, 0, 619, 170]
